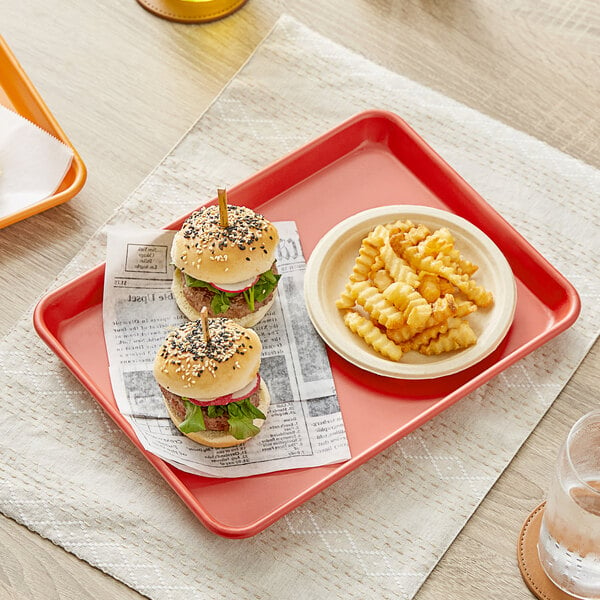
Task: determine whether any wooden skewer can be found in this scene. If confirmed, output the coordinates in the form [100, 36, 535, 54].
[217, 188, 228, 228]
[200, 306, 210, 343]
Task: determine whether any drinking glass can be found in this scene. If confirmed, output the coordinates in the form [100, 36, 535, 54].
[537, 409, 600, 599]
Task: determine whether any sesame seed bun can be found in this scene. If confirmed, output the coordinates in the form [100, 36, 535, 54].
[171, 204, 279, 285]
[153, 318, 262, 399]
[164, 379, 271, 448]
[171, 267, 276, 328]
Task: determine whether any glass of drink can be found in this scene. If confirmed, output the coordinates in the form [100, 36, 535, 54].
[537, 409, 600, 598]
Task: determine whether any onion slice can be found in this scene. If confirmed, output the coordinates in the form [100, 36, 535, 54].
[186, 374, 261, 407]
[210, 275, 260, 293]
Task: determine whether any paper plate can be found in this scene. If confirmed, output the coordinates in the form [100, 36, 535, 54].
[304, 205, 517, 379]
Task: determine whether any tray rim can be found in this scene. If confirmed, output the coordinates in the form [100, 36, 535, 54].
[0, 34, 87, 229]
[32, 109, 582, 538]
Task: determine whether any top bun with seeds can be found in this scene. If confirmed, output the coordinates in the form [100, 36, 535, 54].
[153, 317, 261, 399]
[171, 204, 279, 284]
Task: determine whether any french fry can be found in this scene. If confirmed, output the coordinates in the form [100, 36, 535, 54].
[454, 298, 478, 318]
[418, 318, 477, 355]
[420, 227, 478, 276]
[385, 293, 458, 344]
[379, 242, 420, 288]
[418, 273, 443, 303]
[336, 224, 392, 309]
[371, 268, 394, 292]
[399, 319, 451, 352]
[343, 311, 404, 361]
[335, 282, 358, 309]
[382, 282, 432, 330]
[351, 281, 406, 329]
[349, 224, 387, 283]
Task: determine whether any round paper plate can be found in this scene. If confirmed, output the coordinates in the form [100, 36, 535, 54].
[304, 205, 517, 379]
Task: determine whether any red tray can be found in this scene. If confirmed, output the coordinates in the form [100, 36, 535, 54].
[33, 110, 580, 538]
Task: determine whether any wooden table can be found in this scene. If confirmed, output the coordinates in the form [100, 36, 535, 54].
[1, 1, 598, 598]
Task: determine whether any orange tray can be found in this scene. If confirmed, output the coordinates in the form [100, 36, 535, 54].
[33, 111, 580, 538]
[0, 35, 86, 228]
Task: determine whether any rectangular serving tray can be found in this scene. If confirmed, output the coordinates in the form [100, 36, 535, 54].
[0, 35, 86, 228]
[33, 110, 580, 538]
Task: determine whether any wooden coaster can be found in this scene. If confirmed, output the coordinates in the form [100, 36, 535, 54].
[136, 0, 247, 23]
[517, 502, 578, 600]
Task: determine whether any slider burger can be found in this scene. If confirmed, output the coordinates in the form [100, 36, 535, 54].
[153, 316, 270, 448]
[171, 195, 280, 328]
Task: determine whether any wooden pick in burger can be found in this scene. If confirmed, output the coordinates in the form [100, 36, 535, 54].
[217, 188, 228, 228]
[200, 305, 210, 343]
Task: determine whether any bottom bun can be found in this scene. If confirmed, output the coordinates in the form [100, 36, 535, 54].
[165, 379, 271, 448]
[172, 268, 276, 327]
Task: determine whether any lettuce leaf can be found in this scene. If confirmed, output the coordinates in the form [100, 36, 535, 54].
[227, 398, 267, 440]
[252, 268, 281, 303]
[206, 404, 228, 418]
[179, 399, 206, 433]
[242, 285, 255, 312]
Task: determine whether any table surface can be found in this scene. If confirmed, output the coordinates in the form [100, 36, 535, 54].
[1, 1, 598, 598]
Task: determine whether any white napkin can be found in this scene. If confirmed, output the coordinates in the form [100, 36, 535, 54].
[0, 104, 74, 218]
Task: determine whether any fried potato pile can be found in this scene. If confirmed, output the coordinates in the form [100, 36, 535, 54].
[335, 219, 493, 362]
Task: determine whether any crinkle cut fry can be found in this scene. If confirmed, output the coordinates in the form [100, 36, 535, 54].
[335, 224, 387, 309]
[379, 243, 420, 288]
[418, 273, 442, 303]
[399, 318, 451, 352]
[420, 228, 478, 276]
[454, 298, 478, 318]
[335, 282, 358, 309]
[351, 280, 405, 329]
[369, 254, 385, 280]
[382, 281, 432, 329]
[385, 218, 415, 236]
[400, 312, 475, 353]
[343, 310, 404, 361]
[349, 224, 388, 283]
[404, 223, 431, 246]
[418, 318, 477, 355]
[372, 268, 394, 292]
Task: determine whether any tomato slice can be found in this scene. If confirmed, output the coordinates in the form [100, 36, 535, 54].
[186, 374, 260, 406]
